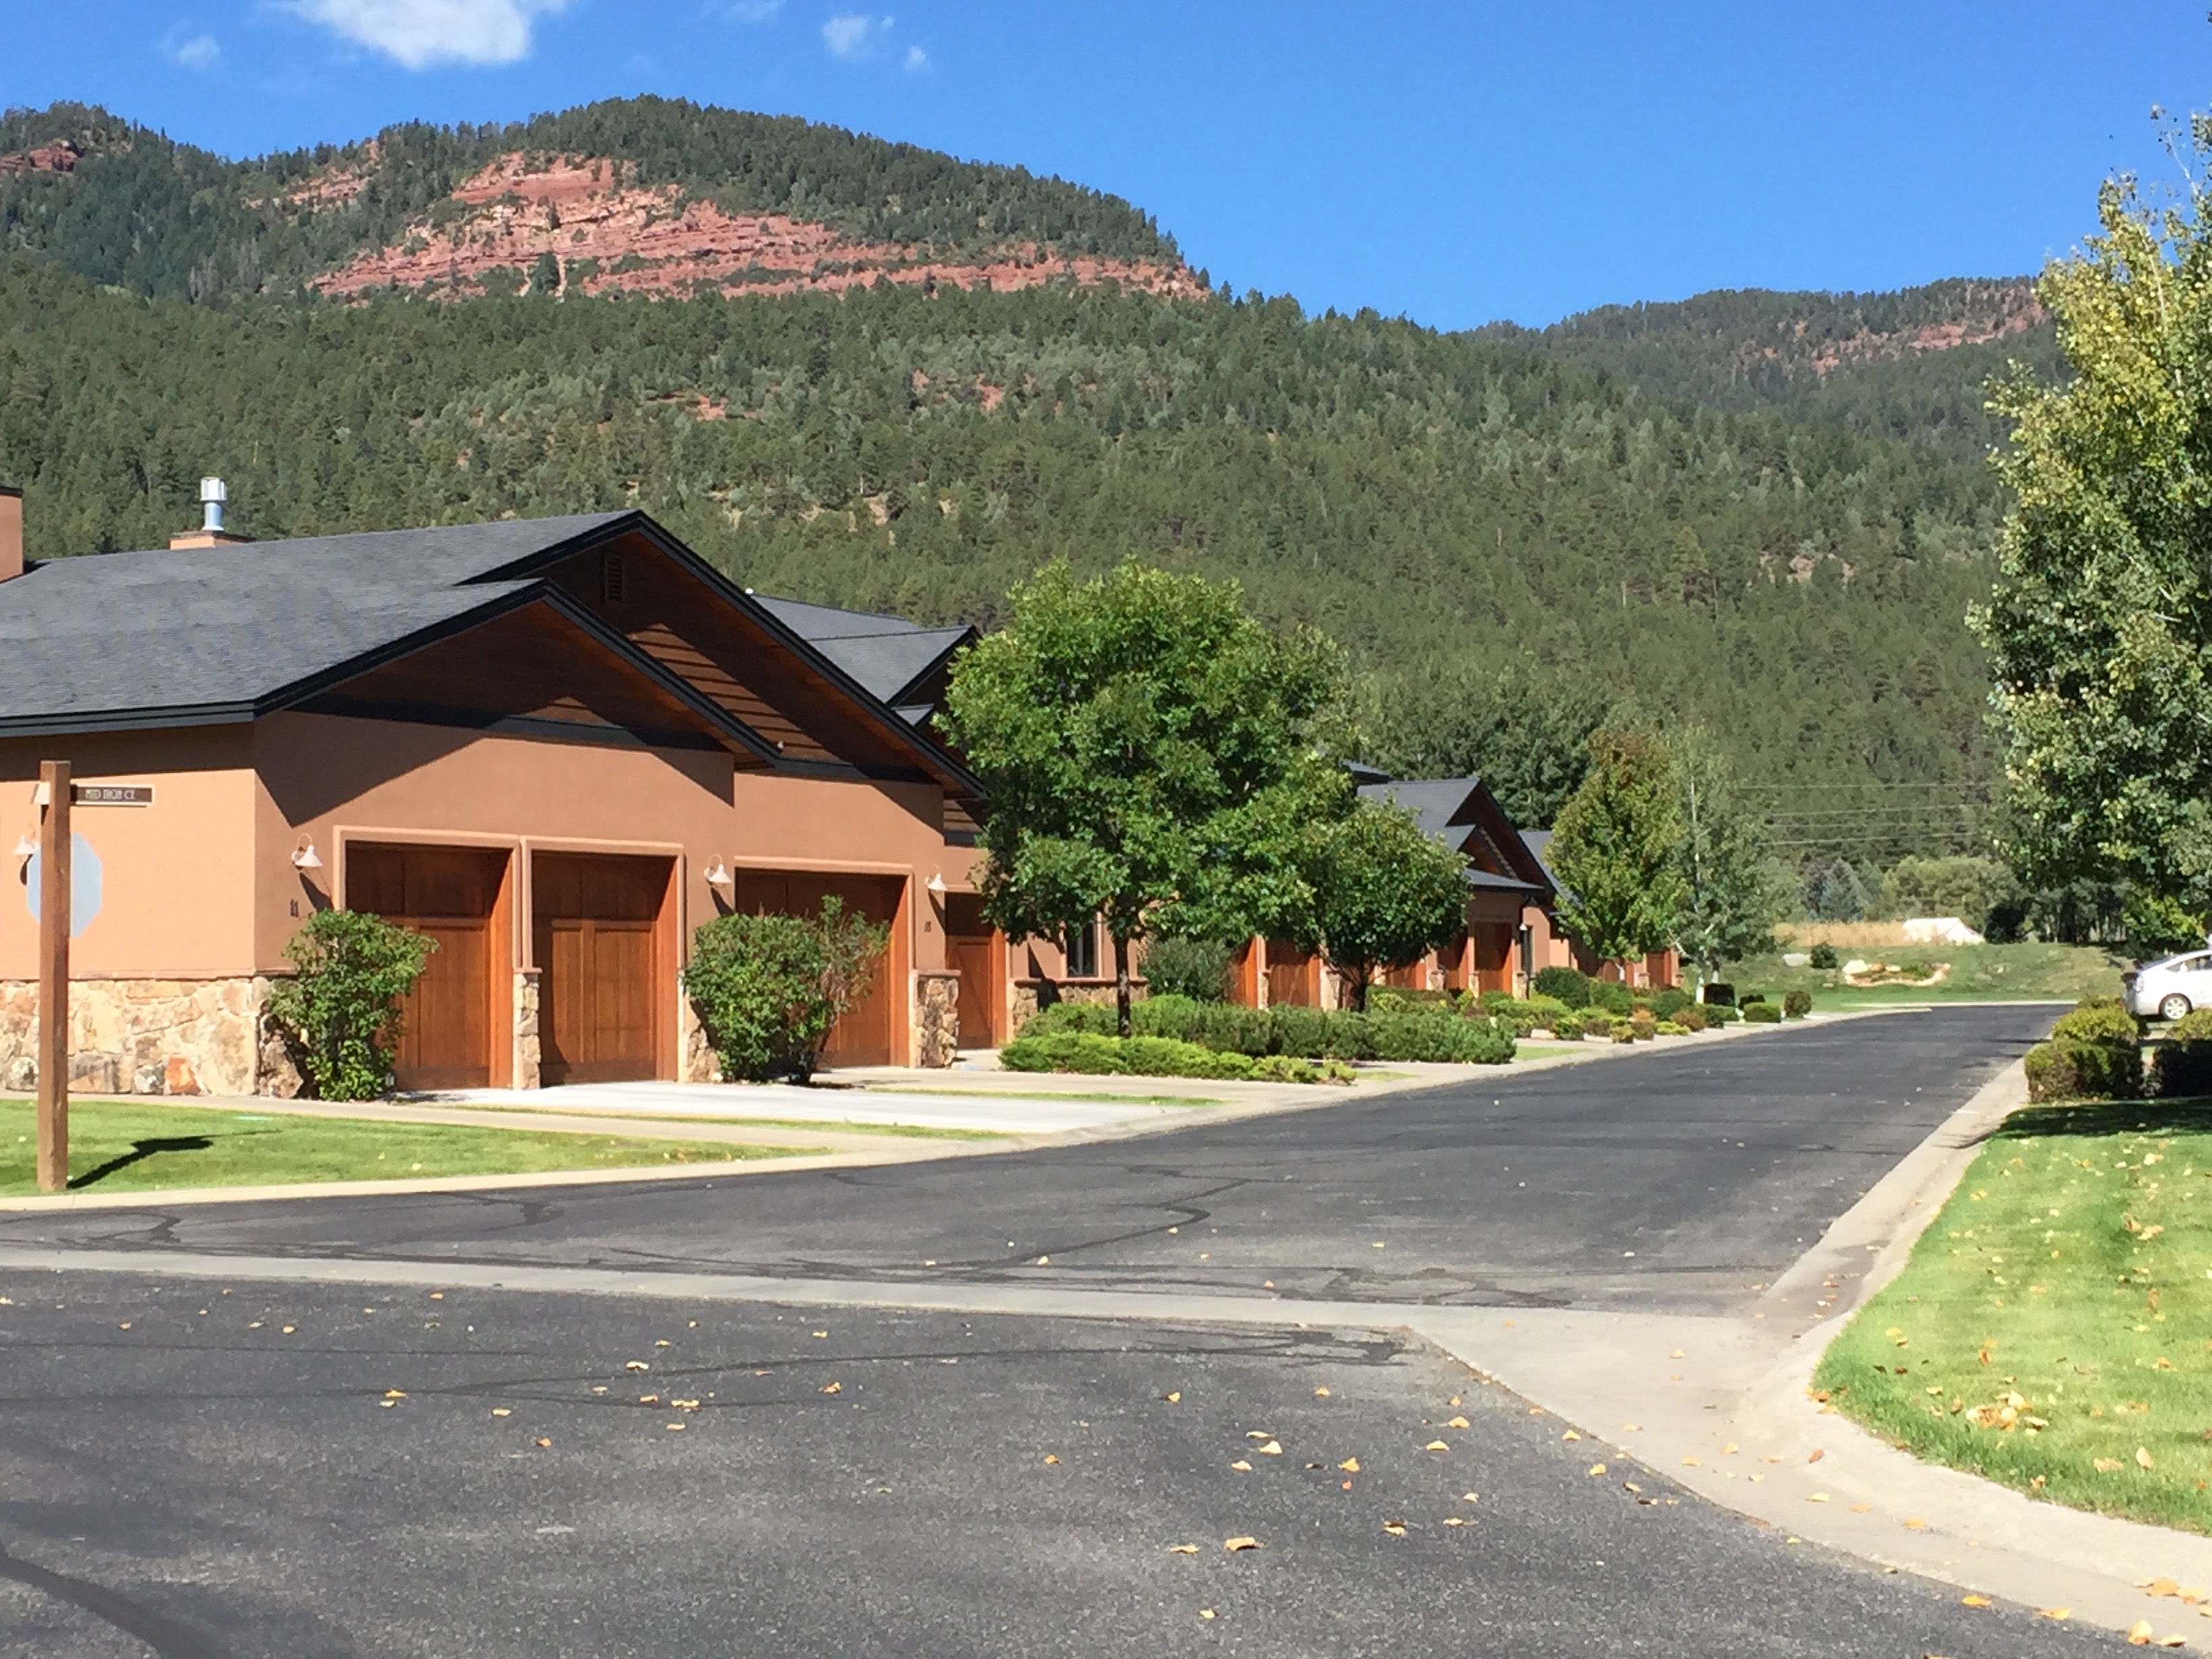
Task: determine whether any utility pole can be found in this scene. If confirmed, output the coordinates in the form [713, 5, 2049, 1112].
[36, 758, 68, 1193]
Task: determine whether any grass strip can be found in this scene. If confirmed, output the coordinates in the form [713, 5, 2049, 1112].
[0, 1099, 806, 1198]
[422, 1103, 1008, 1140]
[1816, 1097, 2211, 1534]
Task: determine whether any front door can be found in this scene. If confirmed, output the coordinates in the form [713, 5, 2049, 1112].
[945, 894, 998, 1049]
[534, 853, 668, 1085]
[1265, 939, 1316, 1007]
[346, 844, 506, 1090]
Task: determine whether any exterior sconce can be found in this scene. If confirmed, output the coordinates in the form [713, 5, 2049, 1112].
[926, 872, 948, 895]
[291, 836, 323, 871]
[11, 832, 33, 861]
[704, 859, 735, 894]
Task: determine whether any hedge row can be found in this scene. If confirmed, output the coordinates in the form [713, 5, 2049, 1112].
[2025, 998, 2144, 1103]
[999, 1031, 1354, 1083]
[1017, 994, 1515, 1065]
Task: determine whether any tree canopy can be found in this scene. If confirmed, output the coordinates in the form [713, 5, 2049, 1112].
[939, 557, 1346, 1033]
[1975, 129, 2212, 930]
[1550, 726, 1689, 967]
[1305, 800, 1471, 1012]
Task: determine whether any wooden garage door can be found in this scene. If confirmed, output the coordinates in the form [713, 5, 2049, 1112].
[535, 853, 669, 1086]
[732, 870, 903, 1068]
[945, 894, 997, 1050]
[1265, 939, 1317, 1007]
[347, 844, 506, 1091]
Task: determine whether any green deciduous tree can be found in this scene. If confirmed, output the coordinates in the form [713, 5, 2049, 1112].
[1672, 728, 1790, 983]
[1550, 725, 1687, 969]
[265, 909, 436, 1101]
[683, 896, 890, 1081]
[1306, 799, 1471, 1012]
[1975, 120, 2212, 930]
[939, 557, 1347, 1036]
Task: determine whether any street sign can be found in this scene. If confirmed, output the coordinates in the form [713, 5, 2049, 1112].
[25, 833, 100, 937]
[73, 783, 151, 807]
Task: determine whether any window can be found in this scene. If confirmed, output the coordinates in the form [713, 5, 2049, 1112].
[1064, 919, 1099, 979]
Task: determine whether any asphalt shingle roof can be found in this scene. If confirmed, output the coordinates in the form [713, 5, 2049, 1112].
[0, 514, 632, 732]
[1356, 777, 1484, 845]
[753, 596, 970, 706]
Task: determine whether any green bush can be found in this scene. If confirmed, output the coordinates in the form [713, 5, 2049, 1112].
[264, 909, 437, 1101]
[1000, 1031, 1257, 1080]
[1370, 1011, 1516, 1064]
[1743, 1002, 1783, 1024]
[1132, 994, 1276, 1056]
[2048, 1002, 2139, 1046]
[1650, 987, 1694, 1020]
[1018, 1000, 1115, 1038]
[1702, 1001, 1740, 1024]
[1477, 988, 1518, 1014]
[1141, 935, 1237, 1003]
[684, 897, 890, 1082]
[1702, 982, 1736, 1008]
[1738, 990, 1766, 1007]
[1783, 989, 1813, 1019]
[1547, 1010, 1585, 1039]
[1587, 980, 1634, 1017]
[1488, 996, 1569, 1038]
[1368, 985, 1453, 1010]
[1654, 1020, 1689, 1036]
[2025, 1038, 2144, 1103]
[1809, 942, 1839, 970]
[1250, 1053, 1316, 1083]
[1532, 966, 1592, 1007]
[2152, 1007, 2212, 1096]
[1629, 1009, 1658, 1040]
[1674, 1004, 1708, 1032]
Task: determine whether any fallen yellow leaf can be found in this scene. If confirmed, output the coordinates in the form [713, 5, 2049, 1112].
[1338, 1458, 1360, 1473]
[1162, 1391, 1181, 1404]
[1446, 1416, 1470, 1429]
[1380, 1521, 1407, 1537]
[1562, 1429, 1582, 1441]
[1224, 1536, 1261, 1553]
[1962, 1594, 1992, 1608]
[1230, 1460, 1253, 1472]
[1313, 1387, 1330, 1397]
[1441, 1517, 1465, 1528]
[534, 1437, 552, 1448]
[1425, 1440, 1450, 1452]
[1460, 1492, 1479, 1502]
[1199, 1609, 1216, 1620]
[2139, 1448, 2157, 1471]
[1807, 1494, 1830, 1504]
[665, 1422, 684, 1432]
[1587, 1463, 1607, 1477]
[1168, 1544, 1199, 1555]
[383, 1389, 406, 1399]
[819, 1382, 842, 1395]
[2037, 1607, 2071, 1621]
[1256, 1440, 1283, 1457]
[1681, 1456, 1702, 1467]
[491, 1407, 511, 1417]
[2144, 1579, 2182, 1597]
[1903, 1517, 1926, 1530]
[625, 1361, 649, 1372]
[1042, 1454, 1059, 1465]
[2129, 1620, 2155, 1645]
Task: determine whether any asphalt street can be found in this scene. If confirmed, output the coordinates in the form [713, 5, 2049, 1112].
[0, 1006, 2052, 1315]
[0, 1004, 2093, 1657]
[0, 1275, 2112, 1659]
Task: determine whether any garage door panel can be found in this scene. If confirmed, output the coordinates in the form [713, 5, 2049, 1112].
[346, 844, 506, 1092]
[535, 854, 669, 1086]
[733, 870, 901, 1068]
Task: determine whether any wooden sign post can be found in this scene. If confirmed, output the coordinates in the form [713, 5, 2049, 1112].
[35, 758, 68, 1193]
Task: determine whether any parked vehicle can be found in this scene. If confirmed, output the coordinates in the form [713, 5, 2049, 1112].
[2125, 947, 2212, 1021]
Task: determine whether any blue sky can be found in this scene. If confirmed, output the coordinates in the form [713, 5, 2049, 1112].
[5, 1, 2207, 329]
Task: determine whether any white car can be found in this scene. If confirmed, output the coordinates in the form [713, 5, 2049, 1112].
[2125, 948, 2212, 1021]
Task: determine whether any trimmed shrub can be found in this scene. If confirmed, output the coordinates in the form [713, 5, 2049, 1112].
[1808, 943, 1839, 970]
[1019, 1000, 1116, 1039]
[1702, 1001, 1740, 1025]
[1738, 990, 1766, 1007]
[2152, 1007, 2212, 1097]
[1141, 935, 1237, 1003]
[2048, 1002, 2139, 1046]
[1370, 1011, 1517, 1065]
[1477, 988, 1518, 1015]
[265, 909, 436, 1101]
[1783, 989, 1813, 1019]
[1702, 982, 1736, 1008]
[1133, 995, 1275, 1056]
[1369, 985, 1453, 1010]
[2025, 1039, 2143, 1103]
[1650, 987, 1694, 1020]
[1533, 966, 1592, 1008]
[1654, 1020, 1689, 1036]
[1674, 1004, 1708, 1032]
[1489, 996, 1570, 1038]
[1629, 1010, 1658, 1040]
[1000, 1031, 1256, 1080]
[1587, 979, 1634, 1017]
[1547, 1010, 1586, 1040]
[1743, 1002, 1782, 1024]
[685, 898, 891, 1082]
[1250, 1053, 1315, 1083]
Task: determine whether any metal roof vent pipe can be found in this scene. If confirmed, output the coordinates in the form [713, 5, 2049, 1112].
[0, 485, 20, 582]
[169, 476, 253, 550]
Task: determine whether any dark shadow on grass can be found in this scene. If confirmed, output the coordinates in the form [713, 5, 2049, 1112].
[1994, 1099, 2212, 1140]
[68, 1136, 214, 1190]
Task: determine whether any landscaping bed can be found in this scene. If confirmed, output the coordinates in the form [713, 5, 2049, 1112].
[0, 1101, 797, 1198]
[1814, 1097, 2211, 1534]
[1731, 941, 2125, 1010]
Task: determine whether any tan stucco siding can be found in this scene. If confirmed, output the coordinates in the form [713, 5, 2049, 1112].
[0, 729, 259, 979]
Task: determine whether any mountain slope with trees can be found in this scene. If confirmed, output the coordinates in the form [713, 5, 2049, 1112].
[0, 97, 2055, 873]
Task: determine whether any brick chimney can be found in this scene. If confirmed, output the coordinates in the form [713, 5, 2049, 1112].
[0, 485, 21, 582]
[169, 476, 252, 550]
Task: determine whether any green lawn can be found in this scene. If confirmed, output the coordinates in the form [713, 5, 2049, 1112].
[1728, 941, 2123, 1011]
[0, 1100, 806, 1198]
[1816, 1098, 2211, 1534]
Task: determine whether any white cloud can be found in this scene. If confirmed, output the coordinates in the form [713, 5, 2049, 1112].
[821, 12, 889, 61]
[288, 0, 570, 68]
[163, 26, 222, 68]
[902, 43, 928, 73]
[717, 0, 783, 20]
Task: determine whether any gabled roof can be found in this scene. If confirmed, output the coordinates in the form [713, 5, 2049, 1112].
[1357, 776, 1488, 846]
[1359, 773, 1555, 898]
[0, 512, 983, 802]
[754, 596, 975, 713]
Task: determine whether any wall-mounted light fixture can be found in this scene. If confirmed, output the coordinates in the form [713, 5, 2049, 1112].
[290, 836, 323, 871]
[703, 859, 735, 894]
[11, 831, 33, 861]
[926, 872, 948, 895]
